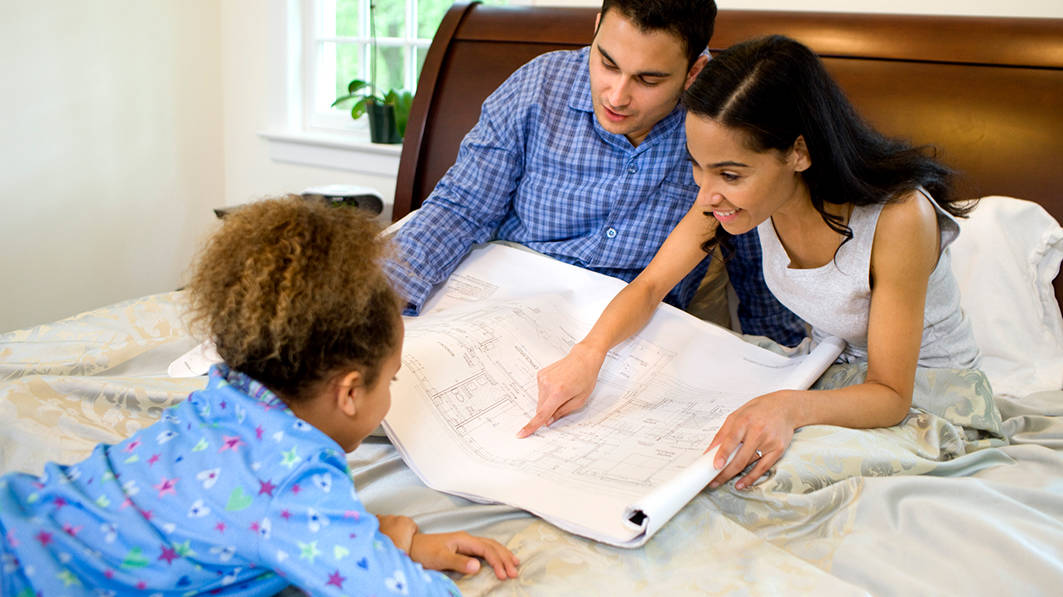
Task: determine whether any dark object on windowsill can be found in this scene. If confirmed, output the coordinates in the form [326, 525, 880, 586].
[366, 98, 403, 144]
[300, 185, 385, 215]
[214, 185, 385, 219]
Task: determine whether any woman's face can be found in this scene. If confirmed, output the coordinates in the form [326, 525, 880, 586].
[684, 114, 810, 235]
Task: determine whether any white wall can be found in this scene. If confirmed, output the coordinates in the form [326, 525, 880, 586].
[0, 0, 395, 333]
[0, 1, 224, 333]
[535, 0, 1063, 18]
[2, 0, 1059, 332]
[219, 0, 397, 213]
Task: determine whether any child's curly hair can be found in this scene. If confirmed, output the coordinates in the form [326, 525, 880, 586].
[184, 195, 401, 402]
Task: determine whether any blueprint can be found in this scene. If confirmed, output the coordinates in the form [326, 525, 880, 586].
[384, 243, 844, 547]
[399, 296, 746, 498]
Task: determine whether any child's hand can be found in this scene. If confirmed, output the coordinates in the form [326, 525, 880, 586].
[409, 531, 520, 580]
[377, 514, 418, 552]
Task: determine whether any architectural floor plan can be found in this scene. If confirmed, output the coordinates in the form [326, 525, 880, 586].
[385, 243, 843, 546]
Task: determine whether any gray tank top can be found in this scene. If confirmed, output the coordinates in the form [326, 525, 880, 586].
[757, 190, 980, 368]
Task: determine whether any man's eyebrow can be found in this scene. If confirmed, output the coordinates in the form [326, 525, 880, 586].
[598, 46, 672, 78]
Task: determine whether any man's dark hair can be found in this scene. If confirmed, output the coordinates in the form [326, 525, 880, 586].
[600, 0, 717, 67]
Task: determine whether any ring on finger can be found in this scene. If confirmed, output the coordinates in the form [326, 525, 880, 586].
[754, 449, 763, 459]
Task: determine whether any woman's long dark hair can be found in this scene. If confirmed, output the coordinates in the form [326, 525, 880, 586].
[682, 35, 971, 257]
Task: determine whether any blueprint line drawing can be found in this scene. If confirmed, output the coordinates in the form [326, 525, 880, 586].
[401, 296, 777, 498]
[384, 243, 844, 546]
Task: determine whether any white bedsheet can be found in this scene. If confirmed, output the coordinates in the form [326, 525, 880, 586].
[2, 291, 1062, 595]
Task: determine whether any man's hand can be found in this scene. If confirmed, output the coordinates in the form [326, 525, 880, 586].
[409, 532, 520, 580]
[517, 343, 606, 438]
[377, 514, 418, 553]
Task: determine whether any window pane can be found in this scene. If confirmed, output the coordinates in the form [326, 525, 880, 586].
[372, 0, 405, 39]
[335, 0, 361, 37]
[334, 42, 365, 103]
[417, 0, 451, 39]
[372, 45, 407, 94]
[416, 46, 428, 74]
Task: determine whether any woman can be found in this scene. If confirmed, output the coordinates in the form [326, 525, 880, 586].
[518, 35, 984, 491]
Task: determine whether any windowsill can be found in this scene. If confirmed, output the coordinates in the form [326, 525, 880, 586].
[259, 129, 402, 177]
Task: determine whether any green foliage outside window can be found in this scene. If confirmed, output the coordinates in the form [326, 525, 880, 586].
[332, 0, 509, 104]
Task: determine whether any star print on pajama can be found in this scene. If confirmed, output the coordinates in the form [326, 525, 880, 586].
[0, 364, 461, 596]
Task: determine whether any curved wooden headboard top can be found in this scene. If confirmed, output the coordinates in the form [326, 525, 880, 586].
[395, 3, 1063, 303]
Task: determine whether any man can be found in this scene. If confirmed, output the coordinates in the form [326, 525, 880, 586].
[386, 0, 804, 344]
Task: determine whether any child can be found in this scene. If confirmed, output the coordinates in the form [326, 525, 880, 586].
[0, 197, 519, 595]
[519, 35, 992, 490]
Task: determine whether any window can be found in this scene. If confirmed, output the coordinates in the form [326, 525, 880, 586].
[306, 0, 513, 134]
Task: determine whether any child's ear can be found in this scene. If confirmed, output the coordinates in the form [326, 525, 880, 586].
[334, 370, 364, 417]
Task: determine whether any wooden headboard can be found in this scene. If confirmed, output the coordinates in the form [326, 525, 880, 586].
[394, 3, 1063, 304]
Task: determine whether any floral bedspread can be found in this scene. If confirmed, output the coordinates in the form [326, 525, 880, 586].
[3, 292, 1062, 595]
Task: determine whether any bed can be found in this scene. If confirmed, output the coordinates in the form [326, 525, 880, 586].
[3, 4, 1063, 595]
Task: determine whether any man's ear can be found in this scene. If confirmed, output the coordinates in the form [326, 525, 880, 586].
[333, 370, 363, 417]
[683, 55, 709, 90]
[791, 135, 812, 172]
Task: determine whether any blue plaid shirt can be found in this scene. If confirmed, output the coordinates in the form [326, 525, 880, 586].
[387, 47, 805, 346]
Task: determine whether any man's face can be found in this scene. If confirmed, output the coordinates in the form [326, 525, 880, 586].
[588, 10, 701, 147]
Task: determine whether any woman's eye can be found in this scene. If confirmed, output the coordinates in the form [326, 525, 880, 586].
[721, 172, 740, 182]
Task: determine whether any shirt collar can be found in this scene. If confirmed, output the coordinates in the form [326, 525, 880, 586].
[209, 363, 287, 410]
[568, 46, 594, 113]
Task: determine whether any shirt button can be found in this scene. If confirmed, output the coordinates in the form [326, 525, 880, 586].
[627, 164, 638, 174]
[605, 227, 617, 239]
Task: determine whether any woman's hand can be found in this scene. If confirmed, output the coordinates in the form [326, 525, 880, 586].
[517, 342, 607, 438]
[377, 514, 418, 553]
[707, 390, 803, 490]
[409, 531, 520, 580]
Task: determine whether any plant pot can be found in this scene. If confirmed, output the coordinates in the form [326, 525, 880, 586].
[366, 99, 402, 144]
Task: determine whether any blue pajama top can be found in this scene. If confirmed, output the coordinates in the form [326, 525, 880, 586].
[0, 365, 460, 597]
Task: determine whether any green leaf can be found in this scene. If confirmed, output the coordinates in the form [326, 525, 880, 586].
[350, 97, 368, 120]
[331, 93, 359, 108]
[347, 79, 369, 94]
[393, 90, 414, 137]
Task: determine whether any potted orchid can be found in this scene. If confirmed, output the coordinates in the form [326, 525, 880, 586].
[332, 1, 413, 144]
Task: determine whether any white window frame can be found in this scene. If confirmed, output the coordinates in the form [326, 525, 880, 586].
[261, 0, 532, 175]
[305, 0, 437, 134]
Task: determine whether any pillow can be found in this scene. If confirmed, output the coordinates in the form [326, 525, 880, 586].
[949, 196, 1063, 397]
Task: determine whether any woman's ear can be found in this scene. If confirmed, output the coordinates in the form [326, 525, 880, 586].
[334, 370, 363, 417]
[791, 136, 811, 172]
